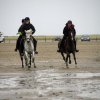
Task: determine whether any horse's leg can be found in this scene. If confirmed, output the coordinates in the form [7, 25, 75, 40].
[28, 54, 31, 68]
[29, 53, 31, 68]
[32, 52, 36, 68]
[72, 52, 77, 65]
[69, 54, 71, 64]
[66, 53, 69, 68]
[61, 52, 65, 61]
[24, 51, 28, 66]
[32, 57, 36, 68]
[61, 52, 69, 67]
[25, 51, 30, 68]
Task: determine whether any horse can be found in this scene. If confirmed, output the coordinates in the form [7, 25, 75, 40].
[18, 29, 36, 68]
[59, 32, 77, 68]
[24, 29, 36, 68]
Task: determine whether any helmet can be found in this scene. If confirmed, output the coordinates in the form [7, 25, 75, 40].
[67, 20, 72, 24]
[66, 20, 72, 26]
[25, 17, 30, 21]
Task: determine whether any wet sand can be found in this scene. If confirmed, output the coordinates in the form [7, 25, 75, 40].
[0, 41, 100, 100]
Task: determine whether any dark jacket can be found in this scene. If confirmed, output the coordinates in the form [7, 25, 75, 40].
[19, 23, 36, 36]
[18, 24, 24, 33]
[63, 25, 76, 37]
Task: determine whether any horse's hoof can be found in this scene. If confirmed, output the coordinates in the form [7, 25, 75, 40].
[22, 66, 24, 68]
[66, 65, 69, 68]
[69, 60, 71, 64]
[67, 67, 69, 69]
[28, 66, 31, 68]
[66, 64, 68, 68]
[34, 66, 36, 68]
[75, 62, 77, 65]
[75, 65, 77, 68]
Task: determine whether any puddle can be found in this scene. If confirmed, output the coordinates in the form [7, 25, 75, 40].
[66, 72, 100, 78]
[0, 76, 19, 88]
[0, 69, 100, 100]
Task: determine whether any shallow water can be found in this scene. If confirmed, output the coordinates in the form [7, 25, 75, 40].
[0, 69, 100, 100]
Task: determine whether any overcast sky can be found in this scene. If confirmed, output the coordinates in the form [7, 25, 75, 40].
[0, 0, 100, 36]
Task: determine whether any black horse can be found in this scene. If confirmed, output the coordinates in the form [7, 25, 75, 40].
[58, 32, 77, 68]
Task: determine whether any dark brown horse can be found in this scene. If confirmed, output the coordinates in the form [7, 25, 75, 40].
[59, 32, 77, 68]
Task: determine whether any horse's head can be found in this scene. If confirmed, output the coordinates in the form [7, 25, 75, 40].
[68, 31, 74, 41]
[25, 29, 33, 42]
[70, 32, 74, 40]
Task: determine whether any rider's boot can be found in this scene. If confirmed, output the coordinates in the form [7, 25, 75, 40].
[57, 49, 61, 52]
[33, 37, 38, 54]
[15, 42, 18, 52]
[57, 40, 63, 52]
[15, 36, 21, 52]
[57, 44, 62, 52]
[34, 42, 38, 54]
[15, 44, 18, 52]
[76, 49, 79, 52]
[15, 48, 17, 52]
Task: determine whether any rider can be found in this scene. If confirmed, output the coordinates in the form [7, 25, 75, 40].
[15, 19, 25, 52]
[19, 17, 38, 54]
[57, 20, 79, 52]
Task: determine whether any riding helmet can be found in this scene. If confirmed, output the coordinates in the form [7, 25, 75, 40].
[25, 17, 30, 21]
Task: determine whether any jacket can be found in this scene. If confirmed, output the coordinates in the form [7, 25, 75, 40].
[19, 23, 36, 36]
[63, 25, 76, 37]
